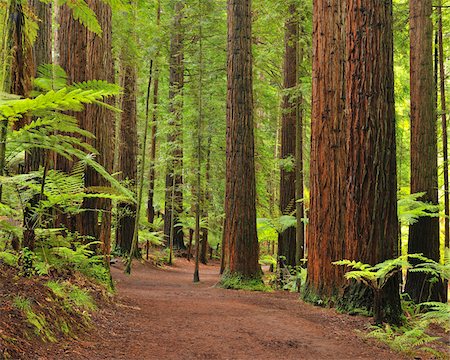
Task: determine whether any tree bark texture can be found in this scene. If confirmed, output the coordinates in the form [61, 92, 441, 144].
[58, 1, 114, 255]
[306, 0, 347, 299]
[344, 0, 401, 323]
[56, 4, 87, 231]
[278, 3, 298, 269]
[222, 0, 259, 278]
[406, 0, 444, 303]
[164, 0, 185, 250]
[25, 0, 51, 174]
[115, 60, 138, 255]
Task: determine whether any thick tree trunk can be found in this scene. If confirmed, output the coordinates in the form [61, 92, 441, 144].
[56, 4, 87, 232]
[164, 0, 185, 251]
[344, 0, 401, 323]
[115, 59, 138, 256]
[405, 0, 444, 303]
[278, 3, 298, 270]
[305, 0, 346, 300]
[222, 0, 259, 278]
[27, 0, 51, 173]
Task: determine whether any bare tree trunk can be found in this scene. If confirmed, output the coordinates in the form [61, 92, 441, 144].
[147, 0, 161, 225]
[406, 0, 444, 303]
[193, 0, 203, 283]
[305, 0, 346, 300]
[278, 2, 298, 270]
[222, 0, 259, 278]
[437, 1, 449, 302]
[344, 0, 401, 323]
[164, 0, 185, 251]
[56, 4, 87, 232]
[115, 51, 138, 256]
[201, 135, 212, 265]
[437, 1, 449, 257]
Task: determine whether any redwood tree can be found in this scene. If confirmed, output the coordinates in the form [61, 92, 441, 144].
[164, 0, 185, 251]
[305, 0, 346, 299]
[221, 0, 259, 278]
[278, 2, 298, 269]
[344, 0, 401, 323]
[405, 0, 444, 302]
[115, 53, 138, 255]
[58, 1, 114, 254]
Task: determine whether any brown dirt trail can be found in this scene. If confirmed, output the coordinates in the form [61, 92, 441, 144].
[38, 260, 405, 360]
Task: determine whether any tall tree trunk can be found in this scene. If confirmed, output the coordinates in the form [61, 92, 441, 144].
[8, 0, 33, 249]
[23, 0, 52, 250]
[193, 0, 203, 283]
[278, 3, 298, 270]
[295, 58, 304, 266]
[437, 1, 449, 259]
[26, 0, 51, 173]
[344, 0, 401, 323]
[56, 4, 87, 231]
[115, 55, 138, 255]
[164, 0, 185, 251]
[222, 0, 259, 278]
[82, 0, 114, 256]
[200, 135, 212, 265]
[405, 0, 444, 303]
[305, 0, 346, 300]
[437, 1, 448, 302]
[147, 0, 161, 225]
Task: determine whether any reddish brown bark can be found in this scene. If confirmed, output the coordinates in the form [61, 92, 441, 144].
[278, 3, 298, 269]
[306, 0, 346, 299]
[55, 4, 87, 232]
[164, 0, 185, 250]
[344, 0, 401, 323]
[222, 0, 259, 278]
[57, 2, 114, 255]
[405, 0, 444, 303]
[115, 60, 138, 255]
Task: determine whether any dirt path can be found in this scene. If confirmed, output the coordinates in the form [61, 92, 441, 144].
[39, 260, 405, 360]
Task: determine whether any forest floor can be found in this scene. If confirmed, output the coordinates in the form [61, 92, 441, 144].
[31, 259, 417, 360]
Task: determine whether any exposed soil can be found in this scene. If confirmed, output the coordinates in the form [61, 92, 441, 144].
[30, 259, 415, 360]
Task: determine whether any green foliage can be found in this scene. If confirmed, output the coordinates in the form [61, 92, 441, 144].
[219, 272, 272, 292]
[257, 215, 297, 242]
[418, 302, 450, 332]
[46, 281, 97, 312]
[12, 296, 55, 342]
[281, 266, 307, 293]
[259, 254, 276, 267]
[0, 251, 17, 266]
[397, 192, 441, 225]
[333, 254, 431, 292]
[366, 324, 440, 355]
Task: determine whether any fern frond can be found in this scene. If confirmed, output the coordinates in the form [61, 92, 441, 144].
[57, 0, 102, 35]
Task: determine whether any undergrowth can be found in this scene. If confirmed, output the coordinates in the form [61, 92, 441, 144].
[219, 272, 272, 292]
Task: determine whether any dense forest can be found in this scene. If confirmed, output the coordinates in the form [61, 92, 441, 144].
[0, 0, 449, 358]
